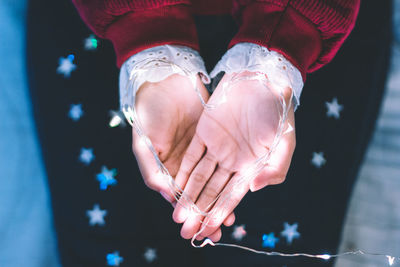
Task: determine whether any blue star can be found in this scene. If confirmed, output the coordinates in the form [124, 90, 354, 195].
[281, 222, 300, 244]
[96, 166, 117, 190]
[79, 148, 94, 165]
[69, 104, 83, 121]
[262, 232, 279, 248]
[107, 251, 123, 266]
[57, 54, 76, 78]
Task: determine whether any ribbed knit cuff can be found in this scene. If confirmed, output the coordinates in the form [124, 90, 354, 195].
[229, 2, 322, 82]
[105, 4, 199, 68]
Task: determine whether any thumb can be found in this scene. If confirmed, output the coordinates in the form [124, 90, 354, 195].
[132, 130, 176, 204]
[250, 122, 296, 192]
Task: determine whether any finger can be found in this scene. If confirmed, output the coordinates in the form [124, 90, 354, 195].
[173, 152, 217, 223]
[190, 211, 235, 241]
[180, 212, 203, 239]
[207, 228, 222, 242]
[132, 131, 175, 204]
[223, 212, 235, 227]
[250, 108, 296, 192]
[195, 165, 232, 214]
[196, 174, 249, 238]
[195, 211, 235, 241]
[174, 133, 206, 190]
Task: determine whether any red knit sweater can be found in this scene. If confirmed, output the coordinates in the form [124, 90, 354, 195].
[72, 0, 360, 81]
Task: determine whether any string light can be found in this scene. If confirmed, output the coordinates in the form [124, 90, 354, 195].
[121, 58, 399, 266]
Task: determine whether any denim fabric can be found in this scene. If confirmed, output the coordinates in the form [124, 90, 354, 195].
[0, 0, 60, 266]
[336, 1, 400, 266]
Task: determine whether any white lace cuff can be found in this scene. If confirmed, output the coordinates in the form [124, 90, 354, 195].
[119, 45, 210, 110]
[210, 42, 304, 108]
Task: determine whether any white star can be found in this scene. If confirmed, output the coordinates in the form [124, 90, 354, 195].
[311, 152, 326, 168]
[144, 248, 157, 263]
[232, 225, 247, 241]
[79, 148, 94, 165]
[325, 97, 343, 119]
[109, 110, 126, 128]
[281, 222, 300, 244]
[69, 104, 83, 121]
[84, 34, 98, 51]
[86, 204, 107, 226]
[57, 54, 76, 77]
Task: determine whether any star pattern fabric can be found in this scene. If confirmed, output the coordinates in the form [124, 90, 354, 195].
[84, 34, 98, 51]
[57, 54, 76, 77]
[86, 204, 107, 226]
[79, 147, 94, 165]
[144, 248, 157, 263]
[311, 152, 326, 168]
[69, 104, 83, 121]
[325, 97, 343, 119]
[107, 251, 123, 266]
[96, 166, 117, 190]
[281, 222, 300, 244]
[262, 233, 279, 248]
[27, 1, 392, 265]
[232, 225, 247, 241]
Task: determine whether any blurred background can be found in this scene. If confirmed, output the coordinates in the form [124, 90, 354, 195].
[0, 0, 399, 266]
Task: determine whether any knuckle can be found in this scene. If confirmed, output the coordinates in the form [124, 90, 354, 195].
[143, 178, 158, 191]
[269, 175, 287, 185]
[191, 172, 205, 184]
[203, 186, 220, 200]
[183, 152, 200, 167]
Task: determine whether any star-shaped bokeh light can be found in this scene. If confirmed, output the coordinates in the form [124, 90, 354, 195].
[69, 104, 83, 121]
[79, 147, 94, 165]
[57, 54, 76, 78]
[144, 248, 157, 263]
[311, 152, 326, 168]
[86, 204, 107, 226]
[84, 34, 98, 51]
[281, 222, 300, 244]
[262, 233, 279, 248]
[107, 251, 123, 266]
[232, 225, 247, 241]
[96, 166, 117, 190]
[325, 97, 343, 119]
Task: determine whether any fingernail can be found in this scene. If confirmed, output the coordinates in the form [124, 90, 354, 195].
[178, 209, 188, 222]
[250, 183, 267, 192]
[160, 191, 172, 203]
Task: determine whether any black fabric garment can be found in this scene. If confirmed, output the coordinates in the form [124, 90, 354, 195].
[27, 0, 391, 266]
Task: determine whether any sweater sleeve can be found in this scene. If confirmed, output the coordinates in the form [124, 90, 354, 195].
[72, 0, 199, 67]
[230, 0, 360, 81]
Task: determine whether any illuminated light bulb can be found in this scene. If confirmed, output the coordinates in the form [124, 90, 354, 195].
[318, 254, 331, 260]
[109, 115, 122, 127]
[136, 135, 149, 150]
[220, 94, 227, 104]
[200, 238, 216, 247]
[284, 123, 294, 134]
[387, 256, 395, 266]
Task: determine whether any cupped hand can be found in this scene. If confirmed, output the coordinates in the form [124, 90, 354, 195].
[131, 74, 235, 242]
[172, 71, 296, 242]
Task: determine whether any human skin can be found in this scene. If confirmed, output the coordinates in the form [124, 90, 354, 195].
[131, 74, 235, 242]
[172, 72, 296, 241]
